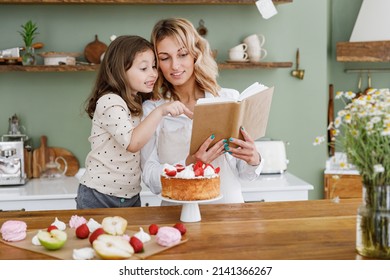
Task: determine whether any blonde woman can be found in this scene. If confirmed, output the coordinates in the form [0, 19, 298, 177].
[141, 18, 263, 204]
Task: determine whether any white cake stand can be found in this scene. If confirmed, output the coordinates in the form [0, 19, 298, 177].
[158, 195, 223, 223]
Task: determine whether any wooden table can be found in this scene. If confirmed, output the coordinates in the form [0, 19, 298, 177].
[0, 198, 365, 260]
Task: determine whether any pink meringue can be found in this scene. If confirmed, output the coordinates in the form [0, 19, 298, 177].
[155, 226, 181, 247]
[69, 215, 87, 229]
[0, 220, 27, 242]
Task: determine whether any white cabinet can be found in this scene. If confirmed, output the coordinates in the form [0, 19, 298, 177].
[0, 172, 313, 211]
[241, 172, 313, 202]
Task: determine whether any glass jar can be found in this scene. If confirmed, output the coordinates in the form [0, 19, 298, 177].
[22, 46, 36, 66]
[356, 184, 390, 259]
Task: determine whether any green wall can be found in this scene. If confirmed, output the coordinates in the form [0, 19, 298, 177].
[1, 1, 331, 199]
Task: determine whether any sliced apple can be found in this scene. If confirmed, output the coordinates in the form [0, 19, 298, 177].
[37, 229, 67, 250]
[101, 216, 127, 235]
[93, 234, 134, 260]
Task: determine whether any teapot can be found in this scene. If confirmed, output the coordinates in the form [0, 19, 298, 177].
[41, 156, 68, 179]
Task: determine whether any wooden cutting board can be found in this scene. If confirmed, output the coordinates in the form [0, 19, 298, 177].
[1, 227, 188, 260]
[84, 34, 107, 64]
[32, 135, 79, 177]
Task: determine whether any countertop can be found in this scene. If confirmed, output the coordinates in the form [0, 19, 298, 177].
[0, 198, 365, 260]
[0, 172, 313, 202]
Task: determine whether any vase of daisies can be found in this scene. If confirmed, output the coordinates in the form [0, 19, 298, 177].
[315, 88, 390, 259]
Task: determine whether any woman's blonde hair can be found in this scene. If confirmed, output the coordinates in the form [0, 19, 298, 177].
[85, 35, 153, 119]
[151, 18, 220, 100]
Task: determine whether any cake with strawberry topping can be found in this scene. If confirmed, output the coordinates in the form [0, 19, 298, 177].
[161, 161, 220, 201]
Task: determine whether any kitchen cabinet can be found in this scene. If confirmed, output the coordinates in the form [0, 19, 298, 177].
[0, 0, 293, 72]
[324, 173, 363, 199]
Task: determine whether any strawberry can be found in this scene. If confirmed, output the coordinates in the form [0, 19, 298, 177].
[164, 168, 177, 177]
[75, 223, 90, 239]
[47, 225, 58, 232]
[89, 227, 105, 244]
[194, 166, 204, 177]
[148, 224, 159, 235]
[215, 167, 220, 174]
[205, 163, 215, 170]
[130, 236, 143, 253]
[173, 223, 187, 235]
[194, 160, 204, 171]
[175, 164, 185, 172]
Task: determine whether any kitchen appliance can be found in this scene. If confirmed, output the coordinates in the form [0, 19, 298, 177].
[255, 140, 289, 174]
[0, 141, 26, 185]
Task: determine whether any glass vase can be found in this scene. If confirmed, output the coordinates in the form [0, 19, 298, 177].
[22, 46, 36, 66]
[356, 184, 390, 259]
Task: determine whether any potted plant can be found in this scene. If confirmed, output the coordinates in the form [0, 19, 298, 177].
[314, 88, 390, 259]
[18, 20, 39, 65]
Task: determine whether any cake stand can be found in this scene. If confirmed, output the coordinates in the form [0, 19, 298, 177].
[158, 195, 223, 223]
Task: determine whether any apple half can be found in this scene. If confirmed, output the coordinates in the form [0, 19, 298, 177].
[93, 234, 134, 260]
[37, 229, 67, 250]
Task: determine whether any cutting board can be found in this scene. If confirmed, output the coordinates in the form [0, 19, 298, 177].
[1, 227, 187, 260]
[84, 34, 107, 64]
[32, 135, 79, 177]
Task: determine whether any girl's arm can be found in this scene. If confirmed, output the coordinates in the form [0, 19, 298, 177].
[127, 101, 192, 153]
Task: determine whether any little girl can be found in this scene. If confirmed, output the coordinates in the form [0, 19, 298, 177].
[77, 35, 191, 209]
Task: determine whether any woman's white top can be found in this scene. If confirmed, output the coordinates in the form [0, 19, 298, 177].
[140, 88, 263, 204]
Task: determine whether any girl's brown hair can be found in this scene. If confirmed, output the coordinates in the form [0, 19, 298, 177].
[151, 18, 220, 100]
[85, 35, 154, 119]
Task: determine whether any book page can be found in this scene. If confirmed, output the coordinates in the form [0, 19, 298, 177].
[239, 82, 268, 101]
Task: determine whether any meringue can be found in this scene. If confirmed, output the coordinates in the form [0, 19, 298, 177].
[69, 215, 87, 229]
[51, 217, 66, 231]
[72, 247, 96, 260]
[155, 227, 181, 247]
[31, 231, 42, 246]
[134, 227, 151, 243]
[0, 220, 27, 242]
[86, 218, 102, 233]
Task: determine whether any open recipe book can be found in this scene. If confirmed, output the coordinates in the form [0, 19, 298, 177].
[189, 82, 274, 154]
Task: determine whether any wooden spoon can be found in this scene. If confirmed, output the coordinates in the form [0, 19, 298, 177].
[364, 72, 373, 95]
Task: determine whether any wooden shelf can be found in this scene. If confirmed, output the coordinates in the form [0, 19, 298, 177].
[0, 64, 98, 72]
[0, 0, 291, 5]
[336, 40, 390, 62]
[0, 62, 292, 72]
[219, 61, 292, 69]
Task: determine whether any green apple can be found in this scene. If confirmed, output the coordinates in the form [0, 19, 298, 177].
[37, 229, 67, 250]
[93, 234, 134, 260]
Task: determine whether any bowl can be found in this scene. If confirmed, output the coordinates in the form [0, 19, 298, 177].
[38, 52, 82, 66]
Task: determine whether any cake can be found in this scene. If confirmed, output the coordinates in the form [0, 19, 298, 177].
[161, 161, 220, 201]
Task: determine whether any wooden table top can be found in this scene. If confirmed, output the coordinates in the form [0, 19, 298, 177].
[0, 198, 366, 260]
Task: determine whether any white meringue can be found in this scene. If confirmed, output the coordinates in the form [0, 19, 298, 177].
[86, 218, 102, 233]
[72, 247, 96, 260]
[51, 217, 66, 231]
[134, 227, 151, 243]
[31, 231, 42, 246]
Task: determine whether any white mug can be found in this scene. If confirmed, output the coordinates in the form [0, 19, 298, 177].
[228, 50, 248, 61]
[230, 43, 248, 52]
[243, 34, 266, 49]
[248, 49, 268, 62]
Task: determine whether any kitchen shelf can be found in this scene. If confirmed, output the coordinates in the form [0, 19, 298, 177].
[0, 0, 292, 5]
[336, 40, 390, 62]
[219, 61, 292, 69]
[0, 62, 292, 72]
[0, 64, 98, 72]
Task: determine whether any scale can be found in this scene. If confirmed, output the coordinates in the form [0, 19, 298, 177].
[159, 195, 223, 223]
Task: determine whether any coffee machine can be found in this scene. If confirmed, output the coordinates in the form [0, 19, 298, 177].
[0, 114, 31, 185]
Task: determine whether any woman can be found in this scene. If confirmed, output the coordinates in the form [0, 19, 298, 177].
[141, 18, 263, 204]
